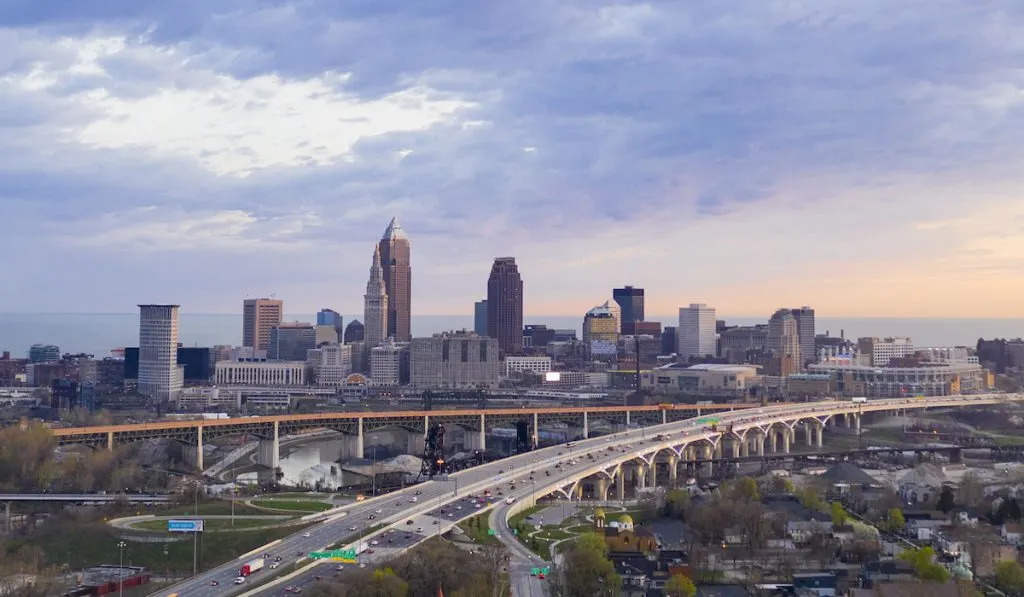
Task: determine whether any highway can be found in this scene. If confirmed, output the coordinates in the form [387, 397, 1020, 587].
[153, 394, 1019, 596]
[0, 493, 170, 503]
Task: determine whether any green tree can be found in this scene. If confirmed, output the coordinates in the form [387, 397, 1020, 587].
[665, 573, 697, 597]
[796, 486, 826, 512]
[899, 547, 950, 583]
[664, 489, 690, 518]
[732, 477, 760, 502]
[879, 508, 905, 533]
[830, 502, 848, 526]
[551, 533, 621, 597]
[996, 561, 1024, 596]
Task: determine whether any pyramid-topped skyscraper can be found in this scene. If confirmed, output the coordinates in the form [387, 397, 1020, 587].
[378, 217, 412, 342]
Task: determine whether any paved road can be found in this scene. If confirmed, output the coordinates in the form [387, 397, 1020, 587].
[155, 395, 1014, 596]
[490, 499, 548, 597]
[0, 493, 170, 502]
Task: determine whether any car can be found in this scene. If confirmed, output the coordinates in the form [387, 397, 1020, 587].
[456, 506, 462, 510]
[475, 504, 482, 509]
[387, 538, 393, 544]
[433, 520, 439, 525]
[375, 509, 383, 514]
[210, 580, 219, 586]
[263, 553, 270, 558]
[407, 519, 414, 525]
[302, 532, 311, 538]
[349, 525, 358, 531]
[417, 527, 423, 532]
[368, 515, 376, 520]
[366, 549, 375, 554]
[274, 556, 282, 561]
[370, 540, 379, 546]
[359, 563, 367, 568]
[387, 528, 396, 534]
[447, 513, 454, 517]
[415, 490, 422, 495]
[410, 497, 418, 502]
[234, 577, 245, 585]
[270, 562, 280, 569]
[538, 573, 545, 580]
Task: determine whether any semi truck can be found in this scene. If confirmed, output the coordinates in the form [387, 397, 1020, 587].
[240, 558, 264, 576]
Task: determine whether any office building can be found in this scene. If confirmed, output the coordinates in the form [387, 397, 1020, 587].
[632, 321, 661, 338]
[364, 245, 389, 350]
[243, 298, 283, 352]
[176, 347, 213, 382]
[410, 331, 501, 389]
[602, 299, 622, 334]
[343, 320, 365, 344]
[790, 306, 816, 368]
[317, 309, 343, 329]
[370, 339, 409, 387]
[857, 337, 915, 367]
[214, 360, 308, 385]
[28, 344, 60, 363]
[487, 257, 524, 355]
[612, 286, 644, 335]
[583, 305, 619, 345]
[316, 309, 343, 345]
[474, 300, 488, 336]
[661, 326, 678, 356]
[677, 304, 717, 361]
[270, 322, 316, 361]
[523, 325, 556, 350]
[379, 217, 412, 343]
[767, 308, 801, 377]
[503, 356, 552, 377]
[718, 325, 769, 363]
[308, 343, 353, 386]
[137, 304, 184, 402]
[316, 325, 340, 346]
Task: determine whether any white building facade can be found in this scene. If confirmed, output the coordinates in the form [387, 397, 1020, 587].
[370, 340, 407, 386]
[308, 344, 353, 386]
[215, 360, 308, 385]
[138, 304, 184, 402]
[410, 331, 501, 389]
[503, 356, 553, 377]
[677, 303, 717, 361]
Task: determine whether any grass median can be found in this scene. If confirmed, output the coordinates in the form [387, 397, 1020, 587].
[131, 518, 286, 532]
[458, 514, 500, 545]
[250, 499, 334, 513]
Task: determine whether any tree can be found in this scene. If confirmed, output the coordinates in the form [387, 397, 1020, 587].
[310, 568, 409, 597]
[664, 489, 690, 519]
[796, 486, 826, 512]
[732, 477, 760, 503]
[550, 533, 621, 597]
[664, 573, 697, 597]
[958, 472, 985, 508]
[769, 476, 795, 494]
[995, 561, 1024, 596]
[830, 502, 848, 526]
[900, 547, 951, 583]
[879, 508, 905, 533]
[937, 486, 956, 513]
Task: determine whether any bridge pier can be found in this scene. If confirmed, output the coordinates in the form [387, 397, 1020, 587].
[782, 427, 791, 454]
[339, 434, 363, 460]
[616, 468, 626, 501]
[181, 427, 204, 471]
[667, 454, 678, 487]
[814, 424, 824, 447]
[106, 431, 114, 452]
[769, 430, 778, 453]
[732, 438, 741, 459]
[804, 423, 813, 447]
[532, 413, 539, 448]
[583, 411, 589, 439]
[756, 431, 765, 456]
[407, 432, 425, 456]
[595, 477, 608, 500]
[255, 421, 280, 469]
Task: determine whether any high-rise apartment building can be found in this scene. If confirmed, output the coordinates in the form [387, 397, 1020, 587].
[487, 257, 524, 355]
[28, 344, 60, 363]
[767, 308, 801, 376]
[613, 286, 644, 334]
[269, 322, 316, 361]
[364, 245, 389, 350]
[378, 217, 412, 343]
[790, 306, 816, 368]
[409, 331, 500, 389]
[474, 300, 488, 336]
[138, 304, 184, 402]
[243, 298, 283, 352]
[677, 303, 717, 361]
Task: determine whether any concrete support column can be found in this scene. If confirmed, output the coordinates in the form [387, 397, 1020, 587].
[407, 432, 425, 455]
[714, 441, 723, 459]
[756, 431, 765, 456]
[626, 411, 631, 427]
[532, 412, 539, 448]
[741, 436, 750, 457]
[731, 438, 741, 458]
[782, 427, 791, 454]
[648, 461, 658, 488]
[478, 413, 487, 452]
[616, 467, 626, 501]
[805, 422, 812, 446]
[574, 484, 583, 500]
[667, 454, 679, 486]
[196, 426, 204, 471]
[106, 431, 114, 452]
[815, 424, 824, 447]
[770, 430, 778, 453]
[257, 421, 280, 469]
[635, 463, 647, 490]
[662, 410, 667, 425]
[854, 413, 861, 431]
[4, 502, 9, 535]
[843, 413, 850, 428]
[595, 478, 608, 501]
[357, 417, 365, 458]
[583, 411, 589, 439]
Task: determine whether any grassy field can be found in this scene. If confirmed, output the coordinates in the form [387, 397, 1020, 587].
[158, 501, 267, 516]
[250, 499, 334, 513]
[132, 518, 285, 532]
[458, 514, 500, 545]
[4, 518, 314, 575]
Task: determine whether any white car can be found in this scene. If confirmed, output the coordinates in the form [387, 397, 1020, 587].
[270, 562, 280, 569]
[234, 577, 246, 585]
[410, 497, 418, 502]
[349, 526, 357, 531]
[375, 509, 382, 514]
[302, 533, 311, 538]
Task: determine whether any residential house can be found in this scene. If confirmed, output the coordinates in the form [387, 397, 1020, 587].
[788, 521, 834, 545]
[1001, 522, 1024, 546]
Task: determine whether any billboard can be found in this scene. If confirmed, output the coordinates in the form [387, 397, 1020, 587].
[168, 519, 204, 532]
[544, 371, 561, 382]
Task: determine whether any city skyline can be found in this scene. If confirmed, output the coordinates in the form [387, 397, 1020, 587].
[2, 4, 1024, 317]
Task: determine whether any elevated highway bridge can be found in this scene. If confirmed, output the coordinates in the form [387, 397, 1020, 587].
[147, 393, 1020, 597]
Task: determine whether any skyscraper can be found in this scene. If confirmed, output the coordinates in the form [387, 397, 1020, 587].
[677, 303, 717, 360]
[316, 308, 343, 345]
[612, 286, 644, 335]
[270, 322, 316, 361]
[378, 217, 412, 343]
[790, 306, 816, 369]
[344, 320, 365, 344]
[768, 308, 801, 376]
[474, 300, 488, 336]
[364, 245, 389, 350]
[138, 304, 183, 402]
[602, 299, 622, 334]
[243, 298, 283, 352]
[487, 257, 524, 355]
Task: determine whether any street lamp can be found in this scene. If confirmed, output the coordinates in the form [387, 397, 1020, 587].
[117, 541, 126, 597]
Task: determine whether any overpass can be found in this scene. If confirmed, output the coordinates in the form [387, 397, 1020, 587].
[0, 493, 170, 503]
[150, 393, 1021, 597]
[52, 403, 749, 470]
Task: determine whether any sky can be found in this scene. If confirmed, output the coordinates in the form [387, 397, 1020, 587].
[1, 1, 1023, 319]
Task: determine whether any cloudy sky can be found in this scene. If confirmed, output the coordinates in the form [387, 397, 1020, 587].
[2, 1, 1023, 318]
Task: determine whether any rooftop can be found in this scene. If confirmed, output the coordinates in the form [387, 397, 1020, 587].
[381, 216, 408, 241]
[657, 363, 758, 374]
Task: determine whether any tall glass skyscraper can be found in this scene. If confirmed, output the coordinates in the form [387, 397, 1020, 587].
[487, 258, 523, 355]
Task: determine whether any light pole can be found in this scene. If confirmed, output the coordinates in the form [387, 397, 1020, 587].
[117, 541, 126, 597]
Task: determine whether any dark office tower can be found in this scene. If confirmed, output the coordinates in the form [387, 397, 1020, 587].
[661, 326, 678, 356]
[487, 257, 524, 355]
[612, 286, 644, 335]
[790, 306, 816, 369]
[378, 217, 412, 342]
[474, 300, 488, 336]
[344, 319, 365, 344]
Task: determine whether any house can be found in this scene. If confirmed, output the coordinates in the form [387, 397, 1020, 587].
[787, 521, 834, 544]
[898, 464, 950, 504]
[832, 525, 857, 544]
[904, 512, 946, 542]
[1001, 522, 1024, 546]
[792, 572, 839, 597]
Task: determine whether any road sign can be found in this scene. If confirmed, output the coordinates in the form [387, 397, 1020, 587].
[530, 567, 550, 576]
[309, 549, 357, 562]
[487, 529, 495, 536]
[167, 519, 204, 532]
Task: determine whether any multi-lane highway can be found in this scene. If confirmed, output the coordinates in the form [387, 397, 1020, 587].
[155, 394, 1019, 596]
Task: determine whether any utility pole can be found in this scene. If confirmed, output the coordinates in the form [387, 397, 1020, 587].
[117, 541, 126, 597]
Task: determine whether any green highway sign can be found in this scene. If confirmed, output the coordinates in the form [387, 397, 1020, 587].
[487, 529, 496, 536]
[530, 567, 550, 576]
[309, 548, 357, 561]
